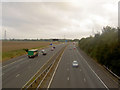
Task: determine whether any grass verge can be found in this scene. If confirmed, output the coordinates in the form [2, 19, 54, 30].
[2, 45, 49, 62]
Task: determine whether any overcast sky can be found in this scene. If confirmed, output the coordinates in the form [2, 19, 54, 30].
[1, 0, 119, 39]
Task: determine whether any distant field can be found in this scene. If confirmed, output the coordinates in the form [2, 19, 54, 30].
[2, 41, 60, 61]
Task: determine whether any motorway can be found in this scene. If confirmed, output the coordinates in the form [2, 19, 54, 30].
[2, 43, 119, 89]
[2, 43, 66, 88]
[49, 43, 119, 88]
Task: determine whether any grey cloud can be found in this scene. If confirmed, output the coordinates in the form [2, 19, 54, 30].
[2, 0, 118, 39]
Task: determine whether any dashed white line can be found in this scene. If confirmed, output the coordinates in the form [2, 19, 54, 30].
[76, 49, 109, 90]
[67, 77, 69, 81]
[84, 78, 86, 82]
[67, 68, 69, 71]
[16, 74, 20, 77]
[79, 69, 82, 71]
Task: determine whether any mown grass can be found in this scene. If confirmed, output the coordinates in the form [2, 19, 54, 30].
[2, 45, 48, 62]
[2, 49, 26, 61]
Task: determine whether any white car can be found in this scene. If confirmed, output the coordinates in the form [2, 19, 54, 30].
[51, 48, 54, 51]
[72, 61, 79, 67]
[41, 50, 47, 55]
[41, 49, 45, 53]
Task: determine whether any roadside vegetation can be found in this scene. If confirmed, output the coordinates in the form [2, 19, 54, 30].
[79, 26, 120, 76]
[2, 41, 60, 61]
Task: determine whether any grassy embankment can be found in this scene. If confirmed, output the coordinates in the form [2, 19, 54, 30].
[2, 41, 60, 62]
[79, 26, 120, 76]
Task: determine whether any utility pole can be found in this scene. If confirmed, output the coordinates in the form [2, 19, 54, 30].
[92, 27, 95, 36]
[64, 35, 66, 43]
[118, 27, 120, 43]
[4, 30, 6, 40]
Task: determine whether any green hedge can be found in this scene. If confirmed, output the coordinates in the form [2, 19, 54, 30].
[79, 26, 120, 76]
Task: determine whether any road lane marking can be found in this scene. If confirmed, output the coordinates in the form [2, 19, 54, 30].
[79, 69, 82, 71]
[22, 51, 56, 88]
[3, 58, 25, 68]
[76, 49, 109, 90]
[47, 46, 67, 89]
[67, 77, 69, 81]
[84, 78, 86, 82]
[16, 74, 20, 77]
[0, 73, 4, 77]
[22, 45, 67, 89]
[3, 46, 53, 69]
[67, 68, 69, 71]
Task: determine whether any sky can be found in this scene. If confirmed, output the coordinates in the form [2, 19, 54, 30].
[1, 0, 119, 39]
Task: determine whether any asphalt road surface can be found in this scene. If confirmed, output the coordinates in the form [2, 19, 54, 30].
[2, 43, 119, 89]
[50, 43, 119, 89]
[2, 43, 66, 88]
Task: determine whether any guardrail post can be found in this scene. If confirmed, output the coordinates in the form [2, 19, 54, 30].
[22, 46, 67, 89]
[31, 84, 32, 87]
[35, 80, 37, 83]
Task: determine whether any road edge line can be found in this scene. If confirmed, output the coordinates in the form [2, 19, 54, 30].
[3, 58, 25, 68]
[22, 45, 65, 88]
[47, 45, 67, 89]
[22, 51, 56, 88]
[77, 47, 119, 85]
[77, 49, 109, 90]
[3, 45, 56, 68]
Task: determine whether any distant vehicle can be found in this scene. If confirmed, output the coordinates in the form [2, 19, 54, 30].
[41, 49, 45, 53]
[53, 46, 55, 49]
[74, 46, 76, 50]
[69, 48, 72, 50]
[41, 50, 47, 55]
[28, 49, 38, 58]
[72, 61, 79, 67]
[51, 48, 54, 51]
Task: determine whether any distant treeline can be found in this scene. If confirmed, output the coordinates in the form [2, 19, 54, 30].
[79, 26, 120, 76]
[3, 39, 79, 42]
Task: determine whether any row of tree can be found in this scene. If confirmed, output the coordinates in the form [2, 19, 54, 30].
[79, 26, 120, 76]
[3, 39, 77, 42]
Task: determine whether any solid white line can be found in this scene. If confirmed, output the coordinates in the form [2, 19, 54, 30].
[22, 52, 56, 88]
[3, 46, 52, 68]
[3, 58, 25, 68]
[22, 44, 64, 88]
[76, 49, 109, 90]
[47, 46, 67, 89]
[0, 73, 4, 77]
[16, 74, 20, 77]
[3, 61, 17, 68]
